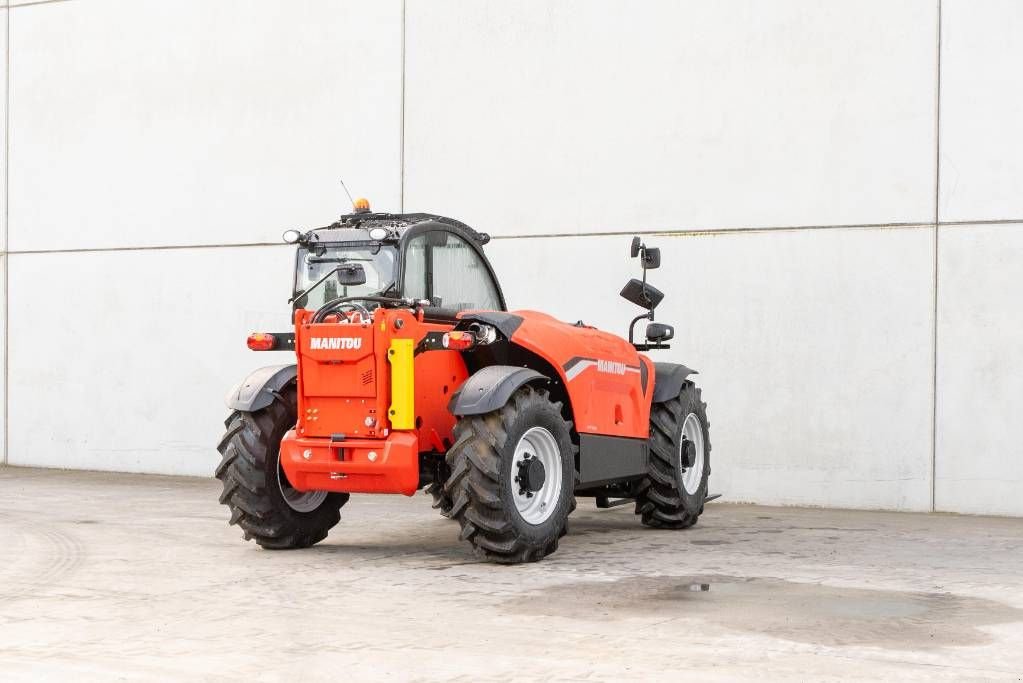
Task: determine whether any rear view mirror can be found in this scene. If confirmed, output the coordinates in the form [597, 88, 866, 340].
[646, 322, 674, 342]
[630, 236, 641, 258]
[620, 278, 664, 310]
[336, 263, 367, 286]
[642, 247, 660, 270]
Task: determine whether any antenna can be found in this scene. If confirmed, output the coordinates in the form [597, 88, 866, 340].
[339, 177, 355, 207]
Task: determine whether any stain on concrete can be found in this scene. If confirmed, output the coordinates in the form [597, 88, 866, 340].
[511, 575, 1023, 650]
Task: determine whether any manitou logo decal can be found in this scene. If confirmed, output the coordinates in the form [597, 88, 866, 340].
[596, 360, 627, 375]
[309, 337, 362, 350]
[563, 356, 641, 381]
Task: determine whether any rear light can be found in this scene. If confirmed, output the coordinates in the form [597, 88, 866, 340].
[442, 331, 475, 350]
[247, 333, 276, 351]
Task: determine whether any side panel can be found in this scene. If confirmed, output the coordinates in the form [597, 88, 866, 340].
[577, 434, 648, 488]
[508, 311, 652, 439]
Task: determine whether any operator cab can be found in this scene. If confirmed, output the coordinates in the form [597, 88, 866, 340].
[284, 206, 506, 325]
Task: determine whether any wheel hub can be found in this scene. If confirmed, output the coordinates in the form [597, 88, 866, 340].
[514, 453, 546, 496]
[680, 437, 696, 468]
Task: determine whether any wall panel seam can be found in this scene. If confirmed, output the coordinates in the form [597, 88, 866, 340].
[9, 0, 73, 9]
[3, 0, 9, 466]
[4, 220, 1020, 257]
[399, 0, 406, 213]
[930, 0, 943, 512]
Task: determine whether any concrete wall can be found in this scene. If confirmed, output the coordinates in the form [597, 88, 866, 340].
[2, 0, 1021, 515]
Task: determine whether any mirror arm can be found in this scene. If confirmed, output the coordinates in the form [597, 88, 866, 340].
[639, 248, 658, 308]
[628, 311, 654, 344]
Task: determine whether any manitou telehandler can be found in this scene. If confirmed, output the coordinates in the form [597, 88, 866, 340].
[217, 202, 710, 563]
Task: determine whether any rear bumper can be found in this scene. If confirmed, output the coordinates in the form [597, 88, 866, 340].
[279, 430, 420, 496]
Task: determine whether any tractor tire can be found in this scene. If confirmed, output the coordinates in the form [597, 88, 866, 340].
[444, 385, 576, 564]
[635, 381, 711, 529]
[216, 384, 348, 549]
[425, 479, 453, 518]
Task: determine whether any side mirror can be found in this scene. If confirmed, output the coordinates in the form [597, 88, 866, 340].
[642, 247, 660, 270]
[646, 322, 674, 342]
[336, 262, 367, 286]
[620, 278, 664, 310]
[630, 236, 641, 258]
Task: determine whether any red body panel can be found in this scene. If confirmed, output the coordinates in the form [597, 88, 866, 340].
[280, 307, 653, 496]
[507, 311, 654, 439]
[280, 430, 420, 495]
[282, 308, 467, 496]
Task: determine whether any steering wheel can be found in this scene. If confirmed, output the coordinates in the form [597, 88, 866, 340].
[312, 295, 409, 324]
[327, 301, 372, 323]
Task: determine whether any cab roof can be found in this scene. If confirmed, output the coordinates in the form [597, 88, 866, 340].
[303, 212, 491, 246]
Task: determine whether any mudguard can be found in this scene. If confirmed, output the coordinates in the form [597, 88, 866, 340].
[448, 365, 547, 416]
[225, 364, 297, 412]
[652, 362, 698, 404]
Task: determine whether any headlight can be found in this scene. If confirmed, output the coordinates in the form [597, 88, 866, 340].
[469, 323, 498, 345]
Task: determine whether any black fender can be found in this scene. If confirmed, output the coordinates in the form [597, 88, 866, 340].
[652, 362, 698, 404]
[448, 365, 548, 416]
[224, 364, 297, 412]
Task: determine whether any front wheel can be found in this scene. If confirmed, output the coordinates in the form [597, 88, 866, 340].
[215, 385, 348, 549]
[444, 385, 576, 563]
[635, 382, 711, 529]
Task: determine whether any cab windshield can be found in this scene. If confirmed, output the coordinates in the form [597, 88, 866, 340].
[293, 244, 398, 310]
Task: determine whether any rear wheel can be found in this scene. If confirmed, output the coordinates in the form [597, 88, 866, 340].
[445, 385, 576, 563]
[635, 382, 710, 529]
[216, 385, 348, 549]
[425, 471, 453, 518]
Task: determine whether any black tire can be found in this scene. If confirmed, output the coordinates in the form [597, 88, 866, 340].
[425, 478, 453, 518]
[215, 385, 348, 549]
[444, 385, 576, 564]
[635, 382, 711, 529]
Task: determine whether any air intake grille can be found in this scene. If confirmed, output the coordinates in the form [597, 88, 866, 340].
[361, 369, 374, 385]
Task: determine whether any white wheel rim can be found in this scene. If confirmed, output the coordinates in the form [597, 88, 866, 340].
[277, 460, 328, 513]
[511, 426, 563, 525]
[680, 413, 706, 495]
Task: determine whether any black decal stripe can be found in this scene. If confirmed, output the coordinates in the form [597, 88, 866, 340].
[562, 356, 596, 373]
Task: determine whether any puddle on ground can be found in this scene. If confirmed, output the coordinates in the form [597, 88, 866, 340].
[507, 575, 1023, 650]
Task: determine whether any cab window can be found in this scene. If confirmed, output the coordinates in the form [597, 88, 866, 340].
[402, 231, 502, 311]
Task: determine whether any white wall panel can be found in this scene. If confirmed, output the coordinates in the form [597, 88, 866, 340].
[935, 225, 1023, 515]
[487, 227, 934, 510]
[2, 7, 8, 466]
[8, 0, 402, 251]
[939, 1, 1023, 222]
[1, 254, 6, 466]
[404, 0, 936, 237]
[7, 246, 295, 476]
[1, 4, 7, 251]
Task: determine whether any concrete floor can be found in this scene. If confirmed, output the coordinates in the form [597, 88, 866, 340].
[2, 468, 1023, 681]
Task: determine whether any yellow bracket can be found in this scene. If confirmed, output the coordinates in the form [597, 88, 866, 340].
[387, 339, 415, 430]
